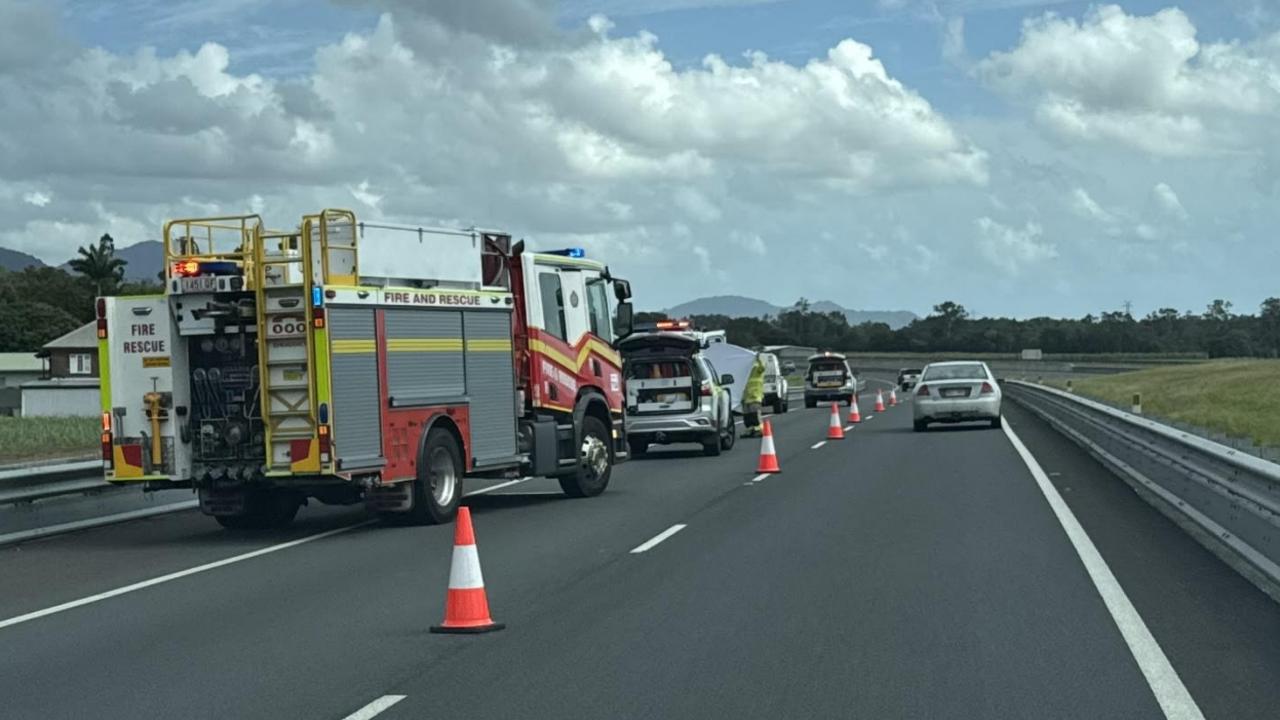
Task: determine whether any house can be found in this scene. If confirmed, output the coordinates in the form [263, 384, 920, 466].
[0, 353, 44, 416]
[38, 322, 99, 378]
[20, 322, 100, 417]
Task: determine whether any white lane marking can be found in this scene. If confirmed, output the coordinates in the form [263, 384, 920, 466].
[464, 477, 530, 496]
[751, 473, 770, 483]
[0, 500, 199, 548]
[630, 524, 687, 554]
[1002, 421, 1204, 720]
[844, 425, 855, 432]
[810, 441, 827, 449]
[343, 695, 407, 720]
[0, 520, 376, 632]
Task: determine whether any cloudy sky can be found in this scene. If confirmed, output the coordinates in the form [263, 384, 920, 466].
[1, 0, 1277, 318]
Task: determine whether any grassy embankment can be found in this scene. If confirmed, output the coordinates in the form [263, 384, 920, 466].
[1054, 359, 1280, 448]
[0, 416, 99, 465]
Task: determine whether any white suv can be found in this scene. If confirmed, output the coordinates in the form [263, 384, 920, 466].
[759, 352, 789, 414]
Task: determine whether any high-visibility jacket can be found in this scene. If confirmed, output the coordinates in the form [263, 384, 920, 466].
[744, 356, 766, 406]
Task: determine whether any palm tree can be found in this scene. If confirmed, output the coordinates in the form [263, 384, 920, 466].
[69, 233, 127, 295]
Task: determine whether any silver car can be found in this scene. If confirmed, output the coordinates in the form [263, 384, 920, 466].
[912, 361, 1003, 431]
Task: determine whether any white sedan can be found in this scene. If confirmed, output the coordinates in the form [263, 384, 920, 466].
[912, 361, 1002, 431]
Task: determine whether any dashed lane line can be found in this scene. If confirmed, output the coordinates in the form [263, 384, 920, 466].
[810, 441, 827, 449]
[342, 695, 407, 720]
[630, 524, 688, 554]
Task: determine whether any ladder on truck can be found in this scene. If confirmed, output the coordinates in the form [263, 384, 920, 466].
[252, 209, 358, 474]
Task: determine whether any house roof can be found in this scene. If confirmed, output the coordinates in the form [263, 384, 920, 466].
[0, 353, 44, 373]
[43, 322, 98, 350]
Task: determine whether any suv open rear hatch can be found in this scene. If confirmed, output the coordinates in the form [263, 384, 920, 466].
[620, 332, 701, 415]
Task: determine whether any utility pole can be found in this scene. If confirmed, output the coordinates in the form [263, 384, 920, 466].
[1122, 300, 1133, 317]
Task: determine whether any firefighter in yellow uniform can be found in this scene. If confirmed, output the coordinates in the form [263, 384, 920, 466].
[742, 354, 767, 437]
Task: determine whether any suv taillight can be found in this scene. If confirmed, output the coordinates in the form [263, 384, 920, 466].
[981, 382, 995, 394]
[700, 381, 712, 397]
[916, 384, 930, 397]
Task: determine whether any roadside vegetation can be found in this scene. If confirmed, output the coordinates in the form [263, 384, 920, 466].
[0, 416, 99, 465]
[639, 298, 1280, 359]
[1061, 360, 1280, 449]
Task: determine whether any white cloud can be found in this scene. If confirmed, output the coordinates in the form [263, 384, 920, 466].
[728, 230, 767, 255]
[942, 16, 967, 65]
[859, 242, 890, 261]
[1135, 223, 1160, 240]
[1069, 187, 1112, 223]
[978, 5, 1280, 156]
[21, 191, 51, 207]
[1152, 182, 1188, 220]
[0, 3, 986, 274]
[976, 217, 1057, 274]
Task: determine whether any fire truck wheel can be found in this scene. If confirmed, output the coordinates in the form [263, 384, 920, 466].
[558, 415, 612, 498]
[407, 428, 463, 525]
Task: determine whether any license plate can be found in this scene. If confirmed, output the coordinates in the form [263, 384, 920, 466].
[179, 276, 219, 293]
[941, 388, 968, 398]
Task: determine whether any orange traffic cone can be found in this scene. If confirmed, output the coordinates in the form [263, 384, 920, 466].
[848, 395, 862, 424]
[756, 420, 781, 473]
[889, 388, 899, 406]
[874, 390, 886, 412]
[827, 403, 845, 440]
[430, 507, 505, 634]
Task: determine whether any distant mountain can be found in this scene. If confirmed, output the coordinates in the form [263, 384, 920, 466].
[115, 241, 164, 282]
[55, 240, 165, 282]
[0, 247, 45, 272]
[665, 295, 779, 319]
[807, 301, 918, 329]
[663, 295, 919, 330]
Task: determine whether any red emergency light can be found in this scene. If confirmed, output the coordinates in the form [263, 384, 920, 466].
[656, 320, 691, 330]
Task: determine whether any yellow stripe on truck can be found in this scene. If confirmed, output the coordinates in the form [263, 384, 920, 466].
[331, 339, 376, 354]
[466, 339, 513, 352]
[387, 338, 463, 352]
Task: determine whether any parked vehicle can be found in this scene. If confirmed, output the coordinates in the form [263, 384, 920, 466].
[912, 361, 1003, 431]
[759, 352, 789, 413]
[98, 209, 634, 529]
[620, 322, 736, 457]
[803, 352, 858, 408]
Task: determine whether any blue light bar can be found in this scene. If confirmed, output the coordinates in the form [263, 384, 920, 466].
[544, 248, 585, 258]
[312, 286, 323, 307]
[197, 260, 241, 276]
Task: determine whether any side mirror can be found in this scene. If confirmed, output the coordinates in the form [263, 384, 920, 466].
[614, 301, 634, 339]
[720, 374, 735, 386]
[613, 278, 632, 302]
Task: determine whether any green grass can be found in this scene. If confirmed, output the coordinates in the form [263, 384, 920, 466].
[1052, 360, 1280, 448]
[0, 416, 100, 465]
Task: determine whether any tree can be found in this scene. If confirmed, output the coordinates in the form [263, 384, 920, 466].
[1203, 299, 1234, 322]
[69, 233, 127, 295]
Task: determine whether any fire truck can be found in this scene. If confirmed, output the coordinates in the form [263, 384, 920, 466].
[98, 209, 635, 529]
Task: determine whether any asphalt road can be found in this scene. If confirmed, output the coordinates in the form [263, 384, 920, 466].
[1, 376, 1278, 719]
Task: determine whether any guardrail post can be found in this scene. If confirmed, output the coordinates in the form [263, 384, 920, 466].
[1131, 393, 1142, 415]
[1066, 379, 1073, 393]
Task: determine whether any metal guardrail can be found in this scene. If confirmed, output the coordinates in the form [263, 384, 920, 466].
[0, 460, 108, 506]
[1005, 380, 1280, 601]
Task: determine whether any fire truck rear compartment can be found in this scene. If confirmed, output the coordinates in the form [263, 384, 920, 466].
[186, 331, 266, 479]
